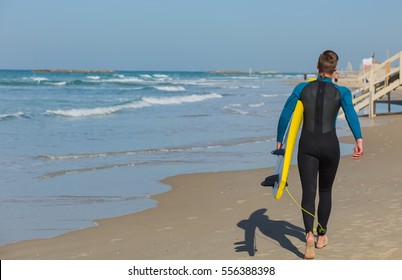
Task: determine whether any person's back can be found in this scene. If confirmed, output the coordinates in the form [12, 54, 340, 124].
[299, 78, 340, 134]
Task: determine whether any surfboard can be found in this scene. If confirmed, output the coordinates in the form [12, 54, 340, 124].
[274, 100, 303, 199]
[261, 100, 304, 200]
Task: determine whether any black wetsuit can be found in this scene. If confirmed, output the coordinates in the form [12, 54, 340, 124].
[277, 76, 362, 235]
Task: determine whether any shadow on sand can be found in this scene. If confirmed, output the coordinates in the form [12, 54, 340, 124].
[234, 208, 305, 259]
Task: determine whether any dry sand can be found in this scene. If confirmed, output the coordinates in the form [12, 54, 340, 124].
[1, 112, 402, 260]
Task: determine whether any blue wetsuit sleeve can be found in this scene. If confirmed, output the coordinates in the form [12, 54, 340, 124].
[276, 85, 302, 142]
[340, 87, 362, 140]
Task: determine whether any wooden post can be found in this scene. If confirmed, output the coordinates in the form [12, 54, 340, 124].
[385, 61, 390, 86]
[400, 51, 402, 86]
[388, 92, 391, 113]
[374, 100, 377, 116]
[369, 65, 376, 118]
[385, 60, 391, 113]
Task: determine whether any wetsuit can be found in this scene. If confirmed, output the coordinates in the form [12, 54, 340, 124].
[276, 76, 362, 235]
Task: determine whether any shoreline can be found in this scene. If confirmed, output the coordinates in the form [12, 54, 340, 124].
[1, 113, 402, 259]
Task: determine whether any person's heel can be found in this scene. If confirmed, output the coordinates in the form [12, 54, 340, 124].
[304, 232, 315, 259]
[316, 235, 328, 249]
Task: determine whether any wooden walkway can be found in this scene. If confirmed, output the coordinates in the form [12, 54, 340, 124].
[352, 51, 402, 117]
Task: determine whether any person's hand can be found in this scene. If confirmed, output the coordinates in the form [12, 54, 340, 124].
[276, 142, 283, 150]
[353, 139, 364, 159]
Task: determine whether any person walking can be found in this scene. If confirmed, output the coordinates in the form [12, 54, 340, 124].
[276, 50, 364, 259]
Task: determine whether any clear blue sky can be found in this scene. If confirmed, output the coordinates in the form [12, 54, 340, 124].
[1, 0, 401, 72]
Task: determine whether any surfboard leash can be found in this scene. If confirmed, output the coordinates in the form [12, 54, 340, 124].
[284, 186, 324, 234]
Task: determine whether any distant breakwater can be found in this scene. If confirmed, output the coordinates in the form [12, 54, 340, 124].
[32, 69, 115, 73]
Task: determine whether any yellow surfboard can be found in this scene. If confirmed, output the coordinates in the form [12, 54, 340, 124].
[273, 100, 304, 200]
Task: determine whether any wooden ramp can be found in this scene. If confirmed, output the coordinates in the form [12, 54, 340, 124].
[350, 51, 402, 117]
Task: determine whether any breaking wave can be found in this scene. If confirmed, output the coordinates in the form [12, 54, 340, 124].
[154, 86, 186, 92]
[45, 101, 151, 117]
[46, 93, 223, 118]
[0, 112, 25, 120]
[143, 93, 221, 105]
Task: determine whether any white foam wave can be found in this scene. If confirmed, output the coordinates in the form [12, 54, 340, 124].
[153, 74, 169, 78]
[262, 94, 279, 98]
[179, 79, 215, 87]
[46, 101, 151, 118]
[87, 76, 100, 80]
[153, 74, 172, 81]
[249, 102, 265, 108]
[104, 77, 144, 83]
[143, 93, 222, 105]
[223, 104, 249, 115]
[31, 77, 48, 83]
[47, 81, 67, 86]
[0, 112, 25, 120]
[229, 109, 249, 115]
[140, 74, 153, 79]
[46, 93, 222, 118]
[274, 74, 302, 80]
[154, 86, 186, 92]
[223, 86, 240, 89]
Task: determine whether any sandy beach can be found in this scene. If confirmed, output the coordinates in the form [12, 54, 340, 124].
[1, 90, 402, 260]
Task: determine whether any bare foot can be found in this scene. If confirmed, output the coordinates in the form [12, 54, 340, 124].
[304, 231, 315, 259]
[316, 235, 328, 249]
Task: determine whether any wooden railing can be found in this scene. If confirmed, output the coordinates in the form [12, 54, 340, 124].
[353, 51, 402, 117]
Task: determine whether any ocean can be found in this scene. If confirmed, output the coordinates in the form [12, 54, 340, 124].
[0, 70, 382, 245]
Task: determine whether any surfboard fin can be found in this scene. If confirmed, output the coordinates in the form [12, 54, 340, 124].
[261, 174, 279, 187]
[271, 149, 285, 156]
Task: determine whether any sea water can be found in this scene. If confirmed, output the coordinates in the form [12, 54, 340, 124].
[0, 70, 383, 245]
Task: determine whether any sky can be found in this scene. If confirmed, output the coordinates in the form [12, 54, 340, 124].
[0, 0, 401, 72]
